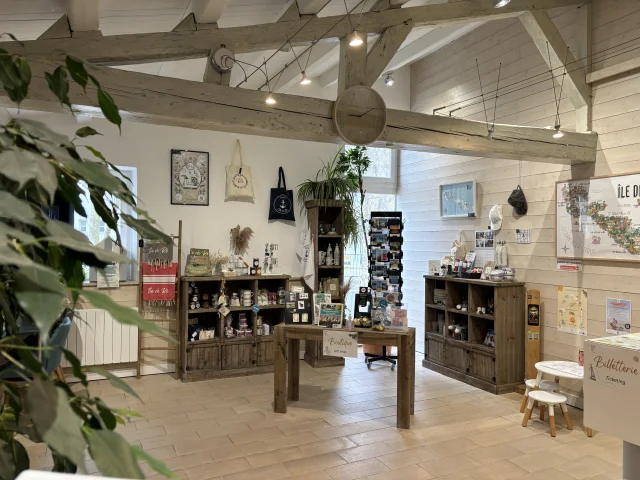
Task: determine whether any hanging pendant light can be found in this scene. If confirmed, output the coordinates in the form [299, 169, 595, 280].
[493, 0, 511, 7]
[265, 93, 276, 105]
[553, 124, 564, 139]
[349, 31, 363, 47]
[300, 72, 311, 85]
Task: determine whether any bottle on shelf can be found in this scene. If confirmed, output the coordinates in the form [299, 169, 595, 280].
[326, 244, 333, 266]
[333, 243, 340, 266]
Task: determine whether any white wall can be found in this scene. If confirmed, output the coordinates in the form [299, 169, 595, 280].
[399, 0, 640, 371]
[11, 111, 342, 275]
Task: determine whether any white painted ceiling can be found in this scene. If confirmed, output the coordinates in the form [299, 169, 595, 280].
[0, 0, 481, 91]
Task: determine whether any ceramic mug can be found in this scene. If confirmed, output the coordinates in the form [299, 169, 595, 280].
[230, 293, 240, 307]
[241, 290, 254, 306]
[262, 324, 270, 335]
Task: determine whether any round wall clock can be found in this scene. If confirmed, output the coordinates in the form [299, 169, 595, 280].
[333, 85, 387, 146]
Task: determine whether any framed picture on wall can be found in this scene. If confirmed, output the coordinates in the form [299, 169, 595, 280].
[171, 149, 209, 206]
[439, 180, 476, 218]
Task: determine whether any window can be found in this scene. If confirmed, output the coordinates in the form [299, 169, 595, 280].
[343, 147, 398, 312]
[73, 166, 139, 282]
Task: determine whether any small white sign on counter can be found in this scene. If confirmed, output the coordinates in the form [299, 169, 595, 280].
[584, 334, 640, 445]
[323, 330, 358, 358]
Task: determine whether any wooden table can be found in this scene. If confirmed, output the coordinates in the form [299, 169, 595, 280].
[534, 361, 593, 437]
[273, 324, 416, 429]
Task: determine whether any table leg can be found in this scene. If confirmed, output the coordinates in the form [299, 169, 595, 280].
[274, 325, 287, 413]
[288, 339, 300, 401]
[397, 335, 411, 429]
[532, 370, 543, 410]
[587, 427, 593, 437]
[409, 330, 415, 415]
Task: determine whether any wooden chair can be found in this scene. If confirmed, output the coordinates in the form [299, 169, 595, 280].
[522, 390, 572, 437]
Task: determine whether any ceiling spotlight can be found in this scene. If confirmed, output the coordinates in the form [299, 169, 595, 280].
[553, 124, 564, 139]
[384, 72, 395, 86]
[265, 94, 276, 105]
[300, 72, 311, 85]
[493, 0, 511, 7]
[349, 31, 363, 47]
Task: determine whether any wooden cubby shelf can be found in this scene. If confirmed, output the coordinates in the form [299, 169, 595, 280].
[179, 274, 289, 382]
[423, 275, 525, 394]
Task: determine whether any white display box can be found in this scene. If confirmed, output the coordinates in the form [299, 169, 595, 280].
[584, 333, 640, 445]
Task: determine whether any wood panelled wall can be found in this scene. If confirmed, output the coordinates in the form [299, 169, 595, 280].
[399, 0, 640, 367]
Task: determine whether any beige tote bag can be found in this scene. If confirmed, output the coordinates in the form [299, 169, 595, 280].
[225, 140, 255, 200]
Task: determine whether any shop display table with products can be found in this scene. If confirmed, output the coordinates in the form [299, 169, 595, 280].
[273, 324, 416, 428]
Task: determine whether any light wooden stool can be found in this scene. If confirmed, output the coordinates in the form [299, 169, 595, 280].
[519, 379, 559, 413]
[522, 390, 572, 437]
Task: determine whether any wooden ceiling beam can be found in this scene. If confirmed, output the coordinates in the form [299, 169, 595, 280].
[3, 0, 586, 65]
[3, 57, 596, 165]
[68, 0, 100, 32]
[38, 16, 72, 40]
[365, 21, 413, 86]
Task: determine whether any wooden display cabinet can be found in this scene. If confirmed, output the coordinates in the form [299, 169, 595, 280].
[303, 200, 346, 368]
[179, 275, 289, 382]
[423, 275, 525, 394]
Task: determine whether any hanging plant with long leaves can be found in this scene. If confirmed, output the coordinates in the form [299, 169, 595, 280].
[0, 37, 174, 479]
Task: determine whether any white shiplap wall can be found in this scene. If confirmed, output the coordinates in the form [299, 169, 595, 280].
[400, 0, 640, 364]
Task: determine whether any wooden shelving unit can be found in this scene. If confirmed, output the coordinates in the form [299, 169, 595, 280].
[179, 274, 289, 382]
[303, 200, 345, 368]
[423, 275, 525, 394]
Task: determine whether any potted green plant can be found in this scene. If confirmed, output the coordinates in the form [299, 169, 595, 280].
[1, 43, 173, 478]
[297, 146, 371, 247]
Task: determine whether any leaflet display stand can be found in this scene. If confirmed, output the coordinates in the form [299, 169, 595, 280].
[366, 211, 403, 369]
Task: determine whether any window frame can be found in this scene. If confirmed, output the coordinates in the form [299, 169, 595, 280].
[360, 148, 398, 195]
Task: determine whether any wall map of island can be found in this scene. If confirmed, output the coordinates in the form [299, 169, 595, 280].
[556, 173, 640, 261]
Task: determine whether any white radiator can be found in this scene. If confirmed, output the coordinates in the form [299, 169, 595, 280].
[63, 309, 139, 367]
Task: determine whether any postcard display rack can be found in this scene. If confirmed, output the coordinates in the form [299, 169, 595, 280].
[423, 275, 525, 394]
[179, 275, 289, 382]
[369, 212, 404, 317]
[303, 200, 346, 368]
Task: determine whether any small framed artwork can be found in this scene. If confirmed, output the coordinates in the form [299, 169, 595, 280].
[171, 149, 209, 206]
[439, 180, 476, 218]
[475, 230, 494, 249]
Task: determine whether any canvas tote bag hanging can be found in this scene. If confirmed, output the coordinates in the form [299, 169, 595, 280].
[268, 167, 295, 221]
[225, 140, 255, 200]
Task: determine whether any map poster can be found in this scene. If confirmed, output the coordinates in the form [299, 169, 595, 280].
[556, 173, 640, 261]
[606, 298, 632, 335]
[557, 286, 588, 336]
[440, 180, 476, 218]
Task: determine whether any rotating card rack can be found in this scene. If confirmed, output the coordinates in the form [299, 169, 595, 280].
[369, 212, 404, 314]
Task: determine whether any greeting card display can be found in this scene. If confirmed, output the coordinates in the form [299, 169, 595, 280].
[285, 291, 311, 324]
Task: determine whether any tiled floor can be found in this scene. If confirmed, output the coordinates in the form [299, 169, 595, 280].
[28, 354, 623, 479]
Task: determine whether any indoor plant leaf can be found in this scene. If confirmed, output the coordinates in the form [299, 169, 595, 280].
[87, 430, 143, 479]
[0, 191, 39, 226]
[65, 56, 88, 91]
[62, 349, 87, 387]
[44, 219, 129, 264]
[78, 290, 174, 340]
[13, 263, 64, 295]
[121, 214, 171, 243]
[84, 366, 141, 401]
[14, 290, 65, 341]
[45, 66, 71, 108]
[0, 438, 29, 480]
[132, 446, 175, 478]
[0, 223, 37, 244]
[13, 118, 71, 146]
[97, 87, 122, 132]
[26, 381, 87, 473]
[0, 148, 57, 202]
[75, 126, 101, 138]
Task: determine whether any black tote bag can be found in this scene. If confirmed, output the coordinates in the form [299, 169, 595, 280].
[268, 167, 295, 221]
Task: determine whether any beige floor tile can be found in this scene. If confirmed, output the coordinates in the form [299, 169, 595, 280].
[418, 453, 481, 477]
[222, 463, 292, 480]
[173, 435, 233, 455]
[120, 425, 166, 442]
[518, 467, 579, 480]
[463, 460, 528, 480]
[278, 419, 331, 435]
[508, 433, 562, 453]
[324, 458, 389, 479]
[337, 442, 395, 463]
[348, 427, 406, 446]
[163, 452, 212, 471]
[509, 451, 567, 473]
[229, 426, 284, 445]
[378, 447, 439, 469]
[367, 464, 433, 480]
[245, 446, 308, 468]
[140, 431, 199, 450]
[197, 423, 252, 440]
[186, 458, 252, 480]
[142, 445, 176, 461]
[434, 472, 474, 480]
[424, 437, 481, 457]
[548, 439, 610, 460]
[555, 455, 618, 479]
[284, 453, 347, 476]
[465, 443, 524, 466]
[209, 441, 269, 462]
[216, 412, 267, 426]
[467, 425, 540, 447]
[287, 471, 332, 480]
[299, 437, 358, 455]
[134, 413, 190, 430]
